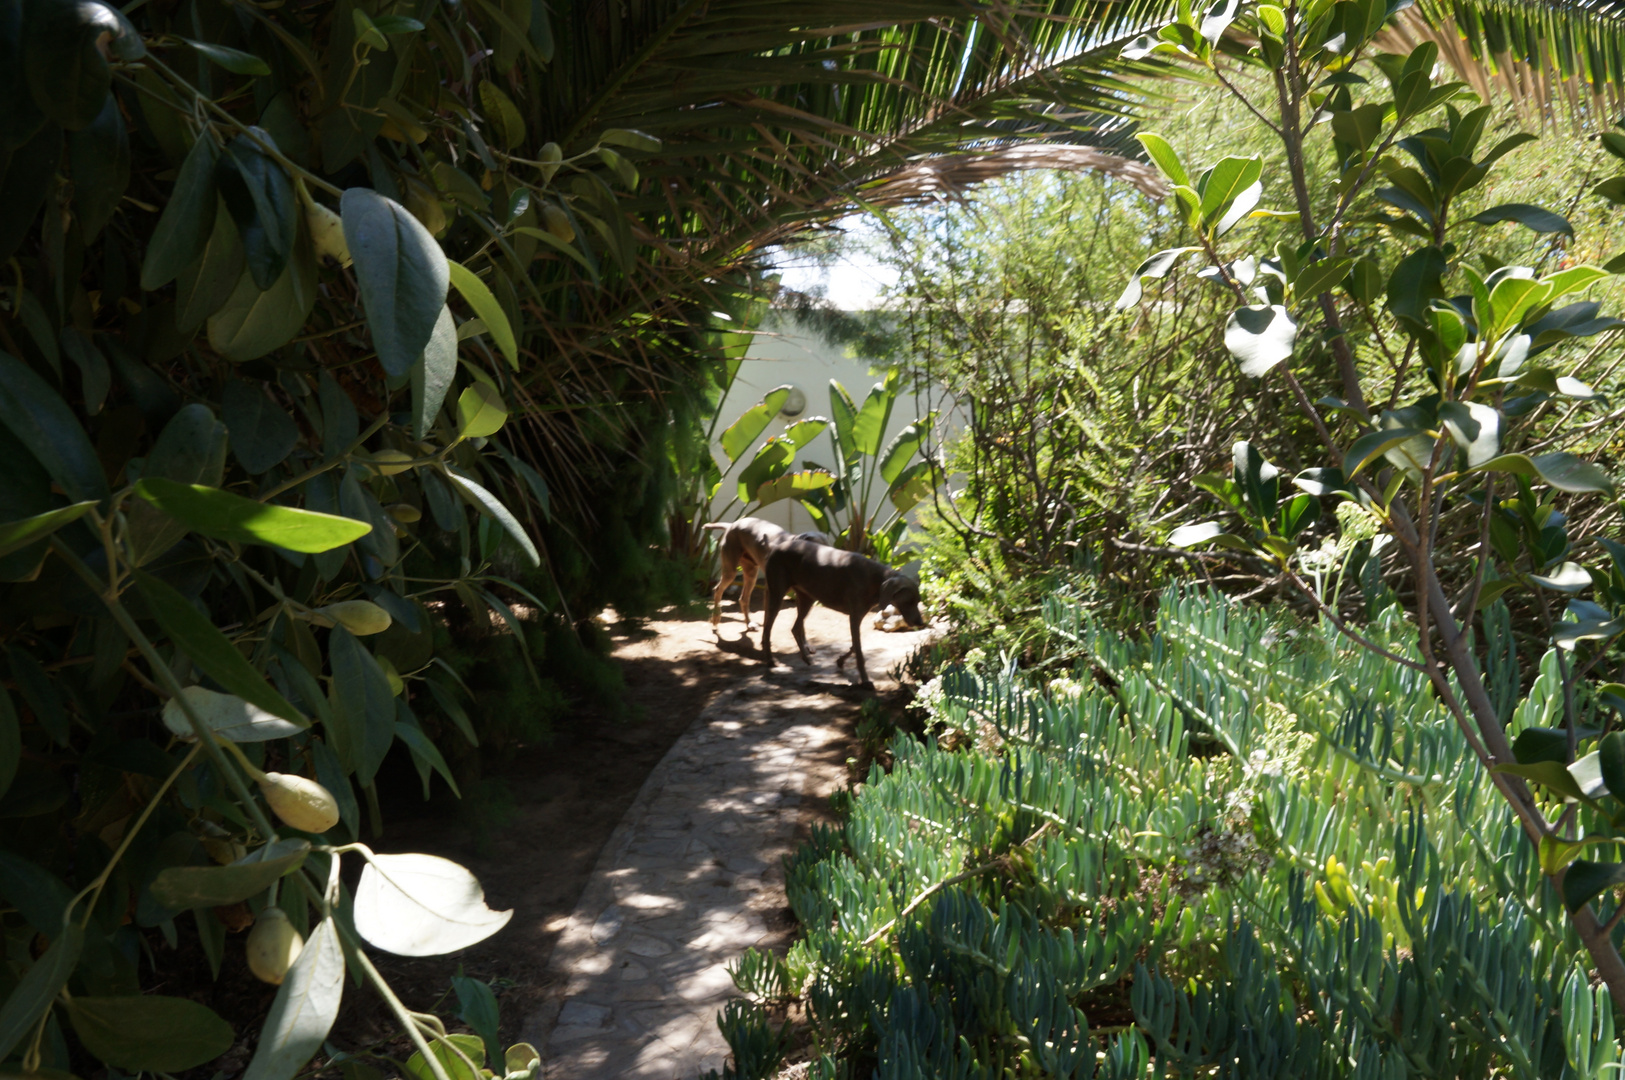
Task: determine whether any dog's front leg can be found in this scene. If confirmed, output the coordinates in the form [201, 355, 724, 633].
[847, 611, 872, 689]
[790, 590, 815, 665]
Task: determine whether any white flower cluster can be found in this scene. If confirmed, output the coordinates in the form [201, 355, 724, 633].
[1244, 699, 1316, 786]
[1334, 499, 1382, 546]
[1045, 676, 1085, 702]
[914, 671, 950, 717]
[1296, 535, 1344, 574]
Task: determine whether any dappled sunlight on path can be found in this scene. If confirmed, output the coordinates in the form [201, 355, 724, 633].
[526, 608, 932, 1078]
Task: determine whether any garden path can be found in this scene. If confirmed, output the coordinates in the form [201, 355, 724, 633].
[523, 607, 933, 1079]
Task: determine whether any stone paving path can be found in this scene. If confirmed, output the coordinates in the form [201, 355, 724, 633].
[524, 617, 931, 1079]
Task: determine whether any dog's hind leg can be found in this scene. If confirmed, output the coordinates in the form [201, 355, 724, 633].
[710, 569, 732, 628]
[760, 567, 786, 669]
[737, 559, 759, 630]
[710, 538, 736, 628]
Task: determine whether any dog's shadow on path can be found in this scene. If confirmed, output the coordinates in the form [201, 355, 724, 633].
[712, 630, 764, 661]
[711, 630, 874, 700]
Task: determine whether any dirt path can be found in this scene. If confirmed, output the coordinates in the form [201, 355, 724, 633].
[357, 605, 931, 1075]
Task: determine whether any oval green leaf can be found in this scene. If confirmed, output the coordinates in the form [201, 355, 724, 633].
[150, 838, 310, 910]
[443, 470, 539, 567]
[1225, 305, 1298, 377]
[184, 37, 272, 75]
[223, 378, 299, 474]
[140, 133, 220, 290]
[131, 568, 306, 725]
[243, 917, 346, 1080]
[0, 501, 95, 559]
[218, 136, 298, 290]
[161, 684, 307, 742]
[328, 626, 396, 787]
[23, 0, 116, 129]
[0, 924, 82, 1060]
[341, 187, 449, 377]
[1469, 202, 1573, 235]
[128, 404, 229, 565]
[177, 198, 247, 333]
[1563, 859, 1625, 912]
[406, 1033, 485, 1080]
[412, 305, 457, 440]
[477, 82, 525, 149]
[207, 224, 317, 361]
[446, 261, 518, 370]
[66, 994, 234, 1072]
[1344, 428, 1426, 481]
[353, 852, 512, 956]
[1471, 451, 1616, 495]
[598, 128, 661, 152]
[0, 350, 109, 503]
[456, 382, 508, 440]
[135, 477, 373, 553]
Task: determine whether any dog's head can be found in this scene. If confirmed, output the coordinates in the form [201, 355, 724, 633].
[876, 572, 925, 627]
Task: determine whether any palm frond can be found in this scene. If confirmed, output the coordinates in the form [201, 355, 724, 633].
[481, 0, 1186, 520]
[530, 0, 1178, 250]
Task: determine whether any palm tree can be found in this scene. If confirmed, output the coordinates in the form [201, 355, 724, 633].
[481, 0, 1182, 513]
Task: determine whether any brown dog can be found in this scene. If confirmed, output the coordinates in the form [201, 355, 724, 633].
[702, 517, 791, 630]
[759, 537, 924, 689]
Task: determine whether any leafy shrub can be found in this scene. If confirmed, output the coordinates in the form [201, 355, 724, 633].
[715, 589, 1619, 1076]
[0, 0, 716, 1067]
[1120, 0, 1625, 1001]
[705, 368, 937, 562]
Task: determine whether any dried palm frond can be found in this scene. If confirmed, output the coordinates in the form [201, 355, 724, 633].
[1391, 1, 1625, 129]
[858, 142, 1170, 206]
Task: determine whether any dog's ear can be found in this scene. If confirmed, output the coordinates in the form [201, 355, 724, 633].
[877, 573, 917, 609]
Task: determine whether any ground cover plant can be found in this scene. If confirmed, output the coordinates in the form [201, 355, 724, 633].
[714, 589, 1621, 1076]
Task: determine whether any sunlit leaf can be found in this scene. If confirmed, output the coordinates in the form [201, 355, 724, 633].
[135, 478, 373, 553]
[0, 501, 95, 558]
[456, 382, 508, 440]
[405, 1033, 484, 1080]
[353, 852, 512, 956]
[447, 261, 519, 370]
[1224, 305, 1297, 377]
[720, 386, 792, 463]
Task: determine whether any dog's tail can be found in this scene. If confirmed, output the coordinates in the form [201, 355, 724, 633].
[700, 522, 729, 532]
